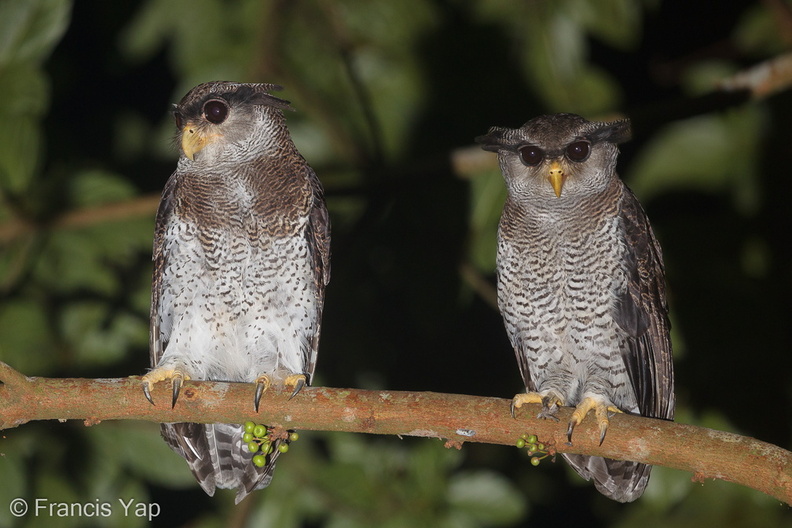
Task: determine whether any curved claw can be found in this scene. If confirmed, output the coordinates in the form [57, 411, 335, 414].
[171, 375, 183, 409]
[566, 397, 620, 444]
[566, 420, 578, 444]
[142, 381, 155, 406]
[254, 375, 271, 413]
[142, 368, 189, 406]
[288, 377, 306, 400]
[599, 422, 608, 446]
[284, 374, 307, 401]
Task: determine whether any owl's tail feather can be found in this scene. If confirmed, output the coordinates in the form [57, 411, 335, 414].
[161, 422, 283, 504]
[562, 453, 652, 503]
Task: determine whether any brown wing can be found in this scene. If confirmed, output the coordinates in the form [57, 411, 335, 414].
[564, 186, 674, 503]
[303, 165, 331, 384]
[149, 172, 181, 368]
[615, 184, 674, 421]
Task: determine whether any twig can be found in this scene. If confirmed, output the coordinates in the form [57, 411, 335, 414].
[0, 361, 790, 504]
[0, 194, 160, 244]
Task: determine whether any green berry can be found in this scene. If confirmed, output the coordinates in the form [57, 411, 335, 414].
[527, 443, 538, 452]
[536, 443, 545, 451]
[526, 435, 538, 444]
[244, 421, 255, 433]
[516, 438, 526, 449]
[267, 444, 275, 455]
[252, 455, 266, 467]
[289, 432, 299, 442]
[242, 432, 254, 443]
[530, 457, 541, 467]
[278, 443, 289, 454]
[253, 425, 266, 438]
[247, 441, 260, 453]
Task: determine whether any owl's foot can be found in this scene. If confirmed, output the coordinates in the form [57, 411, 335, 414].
[567, 396, 623, 445]
[284, 374, 307, 400]
[253, 375, 271, 413]
[511, 391, 564, 420]
[141, 368, 190, 408]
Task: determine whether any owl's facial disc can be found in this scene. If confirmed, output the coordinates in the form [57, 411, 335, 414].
[547, 160, 565, 198]
[181, 121, 223, 161]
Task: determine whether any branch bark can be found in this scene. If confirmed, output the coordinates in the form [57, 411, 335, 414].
[1, 361, 790, 504]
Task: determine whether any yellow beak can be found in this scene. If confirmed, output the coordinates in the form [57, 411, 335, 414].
[180, 121, 220, 161]
[548, 160, 565, 198]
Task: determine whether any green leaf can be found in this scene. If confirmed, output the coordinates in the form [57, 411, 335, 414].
[626, 109, 762, 214]
[733, 3, 787, 56]
[68, 170, 137, 208]
[0, 63, 48, 116]
[0, 116, 40, 194]
[0, 300, 54, 375]
[447, 471, 527, 525]
[579, 0, 644, 50]
[467, 169, 505, 273]
[0, 0, 71, 66]
[60, 302, 148, 367]
[89, 422, 199, 488]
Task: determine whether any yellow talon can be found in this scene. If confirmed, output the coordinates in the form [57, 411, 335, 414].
[567, 397, 623, 445]
[511, 391, 563, 420]
[284, 374, 307, 399]
[141, 368, 190, 408]
[511, 392, 542, 417]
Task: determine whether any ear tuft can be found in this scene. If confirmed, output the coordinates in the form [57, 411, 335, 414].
[475, 127, 510, 152]
[587, 118, 631, 145]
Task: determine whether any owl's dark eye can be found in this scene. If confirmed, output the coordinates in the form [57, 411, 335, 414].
[203, 99, 229, 124]
[518, 145, 544, 166]
[565, 141, 590, 162]
[173, 112, 183, 130]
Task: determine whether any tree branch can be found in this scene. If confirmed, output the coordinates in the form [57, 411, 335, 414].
[1, 361, 790, 504]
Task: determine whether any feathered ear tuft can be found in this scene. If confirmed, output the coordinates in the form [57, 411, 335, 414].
[475, 126, 511, 152]
[587, 118, 631, 145]
[237, 83, 292, 111]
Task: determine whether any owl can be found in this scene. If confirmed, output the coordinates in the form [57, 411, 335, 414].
[476, 113, 674, 502]
[142, 81, 330, 503]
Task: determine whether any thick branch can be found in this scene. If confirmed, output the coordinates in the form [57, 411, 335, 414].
[1, 362, 790, 504]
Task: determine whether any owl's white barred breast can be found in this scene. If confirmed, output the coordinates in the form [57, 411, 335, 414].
[156, 213, 317, 384]
[497, 188, 637, 412]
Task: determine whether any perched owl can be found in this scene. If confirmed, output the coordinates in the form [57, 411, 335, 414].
[142, 81, 330, 503]
[476, 114, 673, 502]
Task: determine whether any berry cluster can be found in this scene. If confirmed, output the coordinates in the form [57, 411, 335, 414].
[515, 433, 550, 466]
[243, 421, 299, 468]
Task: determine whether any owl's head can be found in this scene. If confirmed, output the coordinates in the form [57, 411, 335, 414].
[476, 114, 631, 201]
[172, 81, 293, 163]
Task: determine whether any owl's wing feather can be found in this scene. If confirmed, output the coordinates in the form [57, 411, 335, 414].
[615, 185, 675, 421]
[304, 166, 331, 384]
[149, 172, 181, 367]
